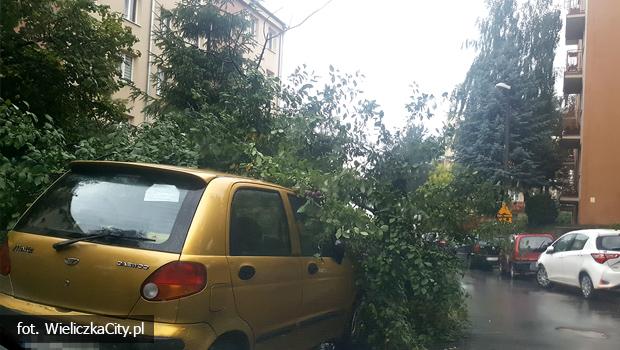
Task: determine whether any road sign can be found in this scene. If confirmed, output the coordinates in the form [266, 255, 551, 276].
[497, 202, 513, 223]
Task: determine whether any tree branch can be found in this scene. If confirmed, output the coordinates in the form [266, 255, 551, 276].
[255, 0, 335, 69]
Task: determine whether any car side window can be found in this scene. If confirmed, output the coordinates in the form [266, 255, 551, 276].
[230, 188, 291, 256]
[288, 194, 332, 257]
[569, 234, 589, 251]
[553, 234, 575, 253]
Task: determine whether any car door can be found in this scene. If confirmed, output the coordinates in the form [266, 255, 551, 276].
[560, 233, 590, 286]
[545, 234, 575, 282]
[226, 185, 302, 350]
[286, 194, 355, 349]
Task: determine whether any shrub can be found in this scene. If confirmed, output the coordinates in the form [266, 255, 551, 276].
[525, 193, 558, 227]
[0, 100, 71, 233]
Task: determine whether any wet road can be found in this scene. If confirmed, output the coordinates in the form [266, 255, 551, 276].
[451, 270, 620, 350]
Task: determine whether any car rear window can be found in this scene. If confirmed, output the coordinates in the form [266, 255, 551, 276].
[14, 166, 205, 253]
[597, 235, 620, 251]
[518, 236, 553, 253]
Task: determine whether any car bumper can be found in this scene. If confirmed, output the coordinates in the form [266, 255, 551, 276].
[512, 261, 538, 273]
[597, 269, 620, 290]
[471, 255, 499, 265]
[0, 293, 217, 350]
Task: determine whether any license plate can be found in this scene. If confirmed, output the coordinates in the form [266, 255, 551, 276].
[530, 262, 537, 271]
[486, 257, 499, 262]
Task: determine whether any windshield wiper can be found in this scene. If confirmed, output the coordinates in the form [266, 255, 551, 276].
[52, 228, 155, 251]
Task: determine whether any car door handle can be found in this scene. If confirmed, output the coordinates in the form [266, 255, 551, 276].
[238, 265, 256, 280]
[308, 263, 319, 275]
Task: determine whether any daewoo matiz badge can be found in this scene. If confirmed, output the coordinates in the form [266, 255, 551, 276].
[116, 261, 149, 270]
[13, 245, 34, 254]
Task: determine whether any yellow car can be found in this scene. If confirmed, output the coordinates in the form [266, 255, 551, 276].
[0, 161, 357, 349]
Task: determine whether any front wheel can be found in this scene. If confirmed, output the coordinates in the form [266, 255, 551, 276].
[536, 265, 551, 288]
[335, 301, 363, 350]
[580, 274, 595, 299]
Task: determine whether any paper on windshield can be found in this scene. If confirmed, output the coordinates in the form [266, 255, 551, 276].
[144, 184, 180, 202]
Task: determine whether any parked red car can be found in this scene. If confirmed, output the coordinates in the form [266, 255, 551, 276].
[499, 233, 554, 278]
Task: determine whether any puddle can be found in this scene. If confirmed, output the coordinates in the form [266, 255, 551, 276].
[556, 327, 608, 339]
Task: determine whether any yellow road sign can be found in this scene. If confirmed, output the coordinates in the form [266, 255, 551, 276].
[497, 202, 513, 223]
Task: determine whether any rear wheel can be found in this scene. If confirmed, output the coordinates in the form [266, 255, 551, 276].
[335, 301, 363, 350]
[536, 265, 551, 288]
[580, 274, 595, 299]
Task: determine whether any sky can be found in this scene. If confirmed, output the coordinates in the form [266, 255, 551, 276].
[262, 0, 566, 133]
[261, 0, 486, 133]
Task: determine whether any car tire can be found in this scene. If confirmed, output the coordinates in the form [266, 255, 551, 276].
[335, 300, 364, 350]
[536, 265, 551, 288]
[580, 273, 595, 299]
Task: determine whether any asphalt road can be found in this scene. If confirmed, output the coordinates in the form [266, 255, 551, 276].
[445, 269, 620, 350]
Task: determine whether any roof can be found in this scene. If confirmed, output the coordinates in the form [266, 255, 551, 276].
[69, 160, 290, 190]
[240, 0, 286, 29]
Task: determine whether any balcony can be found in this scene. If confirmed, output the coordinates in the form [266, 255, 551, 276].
[565, 0, 585, 45]
[557, 149, 580, 203]
[560, 94, 581, 148]
[564, 50, 583, 94]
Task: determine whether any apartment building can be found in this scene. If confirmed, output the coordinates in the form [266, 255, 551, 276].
[98, 0, 285, 124]
[559, 0, 620, 225]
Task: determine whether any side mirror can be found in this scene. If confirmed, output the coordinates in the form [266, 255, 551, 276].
[332, 240, 345, 264]
[545, 246, 555, 254]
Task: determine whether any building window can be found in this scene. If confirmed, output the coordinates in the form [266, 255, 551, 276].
[160, 10, 171, 33]
[119, 53, 133, 81]
[267, 28, 278, 51]
[246, 16, 257, 37]
[124, 0, 137, 23]
[156, 68, 165, 96]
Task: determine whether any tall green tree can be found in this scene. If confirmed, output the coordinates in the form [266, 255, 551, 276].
[452, 0, 562, 191]
[0, 0, 137, 141]
[143, 0, 277, 170]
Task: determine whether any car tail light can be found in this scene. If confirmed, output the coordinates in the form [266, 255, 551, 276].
[0, 241, 10, 276]
[591, 253, 620, 264]
[141, 261, 206, 301]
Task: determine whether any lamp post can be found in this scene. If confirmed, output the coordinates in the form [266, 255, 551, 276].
[495, 82, 512, 171]
[495, 82, 513, 222]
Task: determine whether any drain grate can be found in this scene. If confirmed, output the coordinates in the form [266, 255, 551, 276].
[556, 327, 608, 339]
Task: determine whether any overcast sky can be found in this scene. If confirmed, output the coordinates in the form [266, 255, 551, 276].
[262, 0, 566, 133]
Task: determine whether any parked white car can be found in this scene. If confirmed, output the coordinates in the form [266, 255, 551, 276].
[536, 229, 620, 298]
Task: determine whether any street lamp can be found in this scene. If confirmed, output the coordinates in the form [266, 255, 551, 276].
[495, 82, 512, 171]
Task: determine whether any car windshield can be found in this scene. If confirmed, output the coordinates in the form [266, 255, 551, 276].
[14, 167, 205, 253]
[597, 236, 620, 251]
[518, 236, 552, 254]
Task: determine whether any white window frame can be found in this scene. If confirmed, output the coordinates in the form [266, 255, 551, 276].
[246, 16, 258, 37]
[124, 0, 138, 23]
[267, 28, 278, 51]
[120, 53, 133, 82]
[160, 8, 171, 33]
[156, 68, 165, 96]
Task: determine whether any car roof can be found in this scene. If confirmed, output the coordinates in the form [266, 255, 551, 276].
[70, 160, 291, 190]
[563, 229, 620, 237]
[516, 233, 553, 237]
